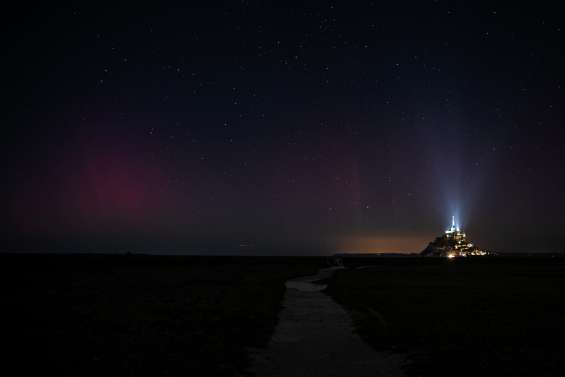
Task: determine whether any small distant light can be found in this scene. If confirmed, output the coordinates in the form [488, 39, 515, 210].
[447, 254, 455, 259]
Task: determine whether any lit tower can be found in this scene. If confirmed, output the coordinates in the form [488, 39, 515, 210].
[446, 215, 457, 234]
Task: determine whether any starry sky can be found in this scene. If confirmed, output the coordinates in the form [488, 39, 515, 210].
[4, 2, 565, 254]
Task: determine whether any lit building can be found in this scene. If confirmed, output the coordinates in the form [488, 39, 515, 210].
[421, 216, 493, 257]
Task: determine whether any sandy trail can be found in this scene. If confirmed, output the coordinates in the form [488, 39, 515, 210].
[248, 267, 405, 377]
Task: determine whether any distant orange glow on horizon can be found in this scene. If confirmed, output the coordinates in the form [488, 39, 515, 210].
[336, 235, 428, 254]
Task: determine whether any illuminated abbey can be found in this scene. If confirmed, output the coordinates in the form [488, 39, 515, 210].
[421, 216, 491, 258]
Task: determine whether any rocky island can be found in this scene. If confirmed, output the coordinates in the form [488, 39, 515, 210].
[422, 217, 493, 258]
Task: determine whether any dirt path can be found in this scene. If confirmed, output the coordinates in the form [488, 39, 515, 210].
[248, 267, 405, 377]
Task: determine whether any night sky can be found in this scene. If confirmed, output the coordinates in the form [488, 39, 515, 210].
[4, 2, 565, 254]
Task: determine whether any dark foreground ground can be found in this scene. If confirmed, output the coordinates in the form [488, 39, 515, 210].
[0, 254, 322, 377]
[2, 254, 564, 377]
[326, 256, 565, 377]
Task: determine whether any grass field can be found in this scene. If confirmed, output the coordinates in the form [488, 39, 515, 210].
[326, 256, 565, 377]
[0, 254, 322, 377]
